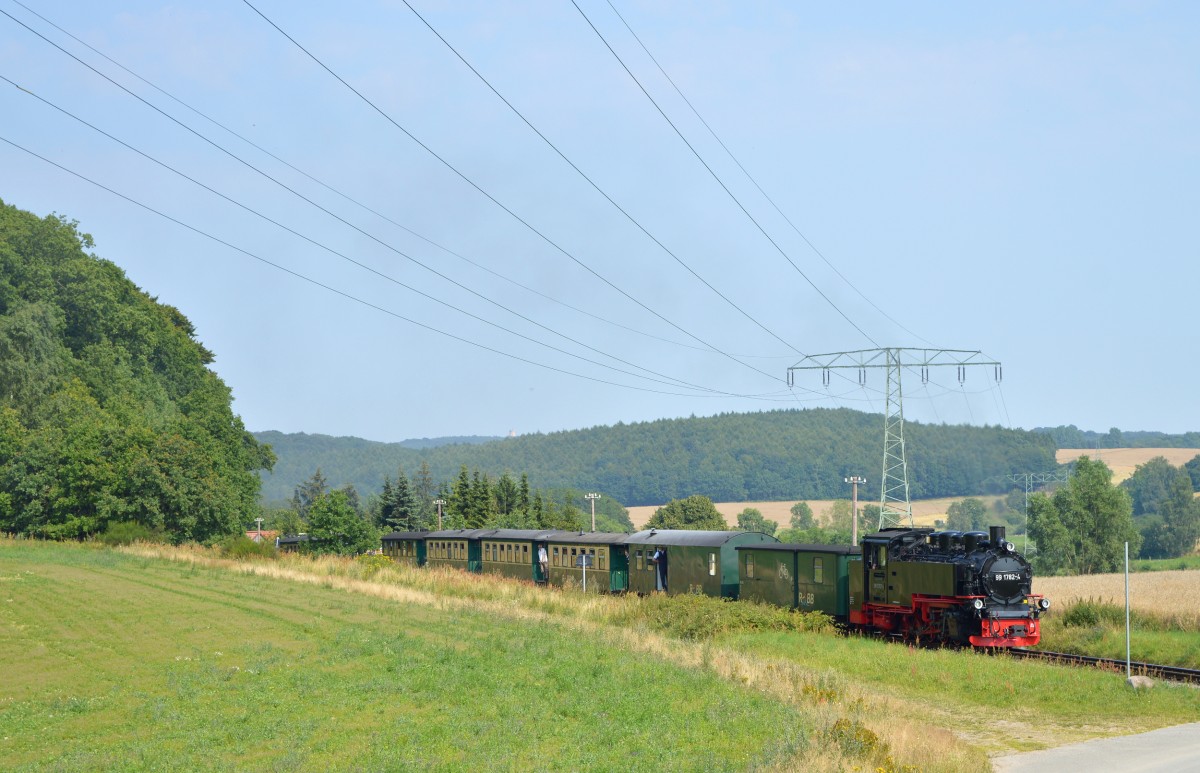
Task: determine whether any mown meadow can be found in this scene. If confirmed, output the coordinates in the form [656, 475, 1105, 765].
[3, 539, 1199, 772]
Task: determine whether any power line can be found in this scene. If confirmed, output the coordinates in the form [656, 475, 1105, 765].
[601, 0, 937, 349]
[397, 0, 806, 358]
[0, 11, 770, 397]
[1, 73, 778, 399]
[6, 0, 748, 359]
[0, 133, 732, 398]
[569, 0, 879, 348]
[239, 0, 788, 387]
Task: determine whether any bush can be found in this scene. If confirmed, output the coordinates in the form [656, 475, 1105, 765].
[354, 553, 394, 577]
[97, 521, 163, 546]
[218, 535, 277, 560]
[636, 592, 834, 641]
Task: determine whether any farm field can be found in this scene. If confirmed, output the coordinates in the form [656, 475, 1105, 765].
[4, 540, 1200, 772]
[627, 496, 999, 531]
[1056, 447, 1200, 485]
[1035, 569, 1200, 668]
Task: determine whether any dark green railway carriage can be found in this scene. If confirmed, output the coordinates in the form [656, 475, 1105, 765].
[381, 531, 429, 567]
[277, 534, 309, 553]
[424, 529, 488, 572]
[479, 529, 558, 583]
[545, 532, 629, 592]
[737, 543, 859, 617]
[624, 530, 779, 598]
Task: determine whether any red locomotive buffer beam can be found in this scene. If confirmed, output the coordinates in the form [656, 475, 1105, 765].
[969, 596, 1045, 648]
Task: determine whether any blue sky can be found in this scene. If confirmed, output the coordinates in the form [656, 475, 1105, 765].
[2, 1, 1197, 441]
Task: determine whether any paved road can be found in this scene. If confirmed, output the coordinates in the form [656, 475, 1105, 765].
[992, 722, 1200, 772]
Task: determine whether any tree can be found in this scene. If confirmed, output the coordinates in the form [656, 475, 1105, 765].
[646, 495, 728, 530]
[291, 469, 328, 521]
[1139, 471, 1200, 559]
[305, 490, 378, 555]
[1122, 456, 1177, 516]
[1027, 456, 1140, 575]
[736, 507, 778, 536]
[789, 501, 814, 529]
[946, 498, 988, 532]
[1185, 454, 1200, 492]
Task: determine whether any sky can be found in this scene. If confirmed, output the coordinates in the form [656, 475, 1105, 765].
[2, 1, 1198, 442]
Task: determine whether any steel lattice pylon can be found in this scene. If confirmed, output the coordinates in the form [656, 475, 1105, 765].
[788, 348, 1001, 531]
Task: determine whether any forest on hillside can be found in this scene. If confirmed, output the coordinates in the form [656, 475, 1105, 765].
[0, 200, 273, 542]
[257, 409, 1058, 507]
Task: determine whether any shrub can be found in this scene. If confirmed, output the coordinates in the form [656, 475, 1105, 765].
[635, 592, 834, 641]
[98, 521, 163, 546]
[218, 535, 277, 560]
[354, 553, 394, 577]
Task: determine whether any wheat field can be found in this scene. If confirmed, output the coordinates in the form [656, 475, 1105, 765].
[1035, 569, 1200, 628]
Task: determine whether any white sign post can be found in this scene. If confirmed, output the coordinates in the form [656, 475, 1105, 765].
[576, 553, 593, 592]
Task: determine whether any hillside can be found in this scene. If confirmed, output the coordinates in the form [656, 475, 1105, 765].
[256, 409, 1057, 506]
[0, 200, 272, 541]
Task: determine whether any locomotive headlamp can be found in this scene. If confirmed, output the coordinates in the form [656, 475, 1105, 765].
[972, 599, 984, 610]
[1038, 598, 1051, 610]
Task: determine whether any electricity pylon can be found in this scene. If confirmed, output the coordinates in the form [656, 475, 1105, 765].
[1006, 470, 1071, 551]
[788, 348, 1001, 530]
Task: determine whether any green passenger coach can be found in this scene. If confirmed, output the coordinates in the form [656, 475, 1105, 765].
[737, 543, 859, 616]
[545, 532, 630, 592]
[424, 529, 488, 572]
[623, 530, 779, 598]
[381, 531, 429, 567]
[479, 529, 556, 583]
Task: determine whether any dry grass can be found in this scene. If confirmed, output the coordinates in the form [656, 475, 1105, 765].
[1035, 569, 1200, 629]
[1056, 448, 1200, 485]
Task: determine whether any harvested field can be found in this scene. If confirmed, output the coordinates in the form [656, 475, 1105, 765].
[1056, 448, 1200, 485]
[627, 496, 1002, 530]
[1035, 570, 1200, 629]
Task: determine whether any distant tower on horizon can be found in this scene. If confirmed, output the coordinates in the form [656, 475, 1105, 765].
[508, 429, 516, 438]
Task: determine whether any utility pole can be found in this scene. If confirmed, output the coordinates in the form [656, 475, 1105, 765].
[1006, 470, 1070, 551]
[434, 498, 446, 530]
[584, 493, 601, 532]
[789, 348, 1001, 530]
[254, 516, 264, 537]
[845, 476, 866, 546]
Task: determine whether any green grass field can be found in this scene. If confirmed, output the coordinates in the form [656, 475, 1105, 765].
[0, 541, 818, 771]
[4, 540, 1199, 772]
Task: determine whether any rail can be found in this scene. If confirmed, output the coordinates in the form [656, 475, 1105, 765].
[1008, 648, 1200, 685]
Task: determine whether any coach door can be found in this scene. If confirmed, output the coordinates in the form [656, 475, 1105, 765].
[868, 543, 888, 604]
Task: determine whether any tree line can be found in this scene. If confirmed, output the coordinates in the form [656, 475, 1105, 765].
[257, 410, 1058, 507]
[0, 200, 273, 544]
[269, 464, 635, 554]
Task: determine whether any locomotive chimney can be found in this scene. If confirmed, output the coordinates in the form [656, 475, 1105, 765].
[989, 526, 1006, 546]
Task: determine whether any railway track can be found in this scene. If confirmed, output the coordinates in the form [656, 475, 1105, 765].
[1009, 648, 1200, 685]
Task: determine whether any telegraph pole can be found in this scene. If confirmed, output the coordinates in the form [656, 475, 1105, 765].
[584, 493, 601, 532]
[845, 476, 866, 545]
[789, 348, 1001, 530]
[434, 498, 446, 530]
[1006, 470, 1070, 551]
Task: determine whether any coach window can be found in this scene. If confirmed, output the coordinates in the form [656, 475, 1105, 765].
[598, 550, 606, 571]
[709, 553, 717, 576]
[635, 550, 643, 571]
[813, 557, 824, 585]
[746, 554, 755, 579]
